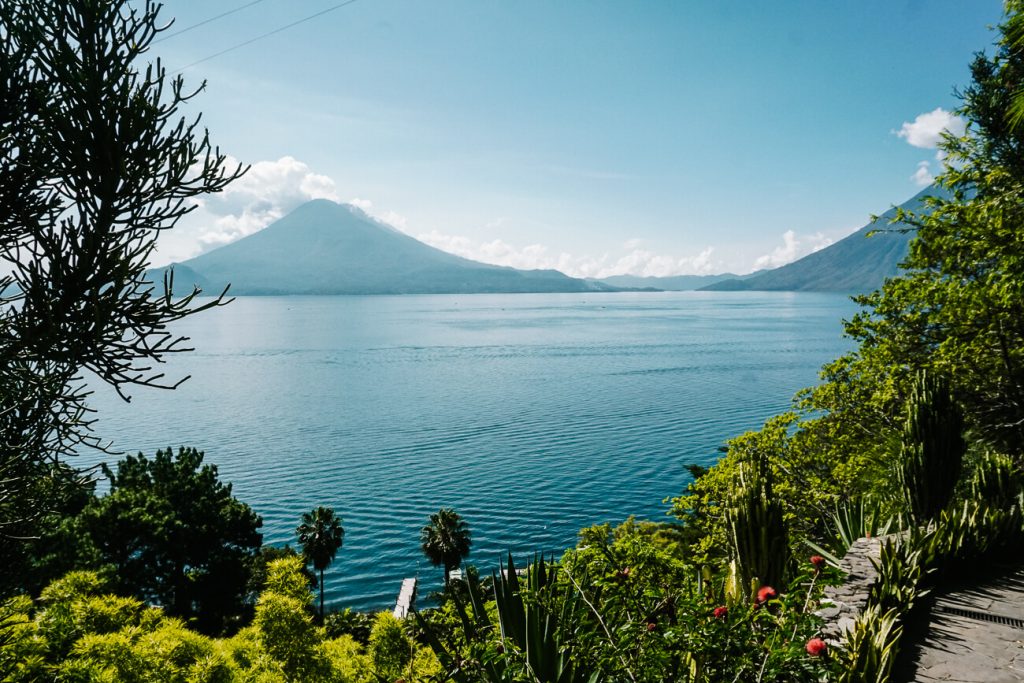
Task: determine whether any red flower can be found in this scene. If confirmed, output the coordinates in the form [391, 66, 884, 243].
[805, 637, 828, 657]
[646, 620, 657, 632]
[713, 606, 728, 619]
[810, 555, 826, 572]
[756, 586, 777, 603]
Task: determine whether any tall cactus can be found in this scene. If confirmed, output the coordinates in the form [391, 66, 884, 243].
[725, 454, 788, 602]
[897, 370, 966, 524]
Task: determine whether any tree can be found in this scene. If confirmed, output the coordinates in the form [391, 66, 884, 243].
[420, 508, 472, 586]
[252, 556, 333, 681]
[296, 506, 345, 622]
[247, 544, 316, 605]
[78, 447, 263, 634]
[0, 0, 244, 541]
[0, 462, 98, 597]
[367, 611, 414, 681]
[822, 2, 1024, 459]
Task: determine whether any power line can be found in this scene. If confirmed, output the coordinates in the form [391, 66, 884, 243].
[173, 0, 360, 75]
[153, 0, 269, 44]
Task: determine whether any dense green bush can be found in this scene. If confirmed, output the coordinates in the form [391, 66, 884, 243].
[0, 558, 441, 682]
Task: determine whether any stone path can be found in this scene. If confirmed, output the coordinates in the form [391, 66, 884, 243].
[896, 565, 1024, 682]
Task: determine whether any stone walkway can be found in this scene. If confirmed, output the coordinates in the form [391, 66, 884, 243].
[896, 565, 1024, 682]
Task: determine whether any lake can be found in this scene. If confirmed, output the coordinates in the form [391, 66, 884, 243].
[81, 291, 860, 611]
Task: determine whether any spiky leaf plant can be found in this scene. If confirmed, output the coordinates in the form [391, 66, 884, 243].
[415, 554, 599, 683]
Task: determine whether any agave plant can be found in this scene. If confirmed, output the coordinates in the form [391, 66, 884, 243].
[805, 496, 898, 567]
[836, 605, 903, 683]
[416, 553, 600, 683]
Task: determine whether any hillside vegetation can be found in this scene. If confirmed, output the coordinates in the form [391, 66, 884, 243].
[3, 1, 1024, 682]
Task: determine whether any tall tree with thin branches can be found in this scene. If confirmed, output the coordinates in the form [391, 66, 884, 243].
[296, 506, 344, 621]
[0, 0, 245, 563]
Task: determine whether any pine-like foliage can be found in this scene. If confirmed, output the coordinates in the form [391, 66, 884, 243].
[0, 0, 245, 542]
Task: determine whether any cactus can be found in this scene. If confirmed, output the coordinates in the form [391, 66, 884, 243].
[897, 370, 966, 524]
[725, 454, 788, 602]
[969, 451, 1023, 510]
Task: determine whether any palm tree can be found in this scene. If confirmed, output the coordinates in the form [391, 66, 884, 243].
[296, 506, 344, 621]
[420, 507, 472, 585]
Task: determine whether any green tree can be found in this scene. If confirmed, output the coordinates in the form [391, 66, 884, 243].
[0, 463, 99, 598]
[0, 0, 242, 549]
[251, 557, 332, 681]
[675, 3, 1024, 563]
[367, 611, 413, 681]
[420, 507, 472, 586]
[247, 544, 315, 604]
[825, 1, 1024, 459]
[78, 447, 263, 634]
[296, 506, 345, 622]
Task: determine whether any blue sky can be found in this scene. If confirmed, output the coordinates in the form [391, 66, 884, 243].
[155, 0, 1002, 276]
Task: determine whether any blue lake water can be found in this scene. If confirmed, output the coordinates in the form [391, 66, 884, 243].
[81, 291, 860, 611]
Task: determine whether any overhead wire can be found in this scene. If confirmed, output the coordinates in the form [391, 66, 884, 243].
[153, 0, 269, 44]
[172, 0, 360, 75]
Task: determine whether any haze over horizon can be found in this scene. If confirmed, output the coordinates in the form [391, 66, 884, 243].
[154, 1, 1000, 277]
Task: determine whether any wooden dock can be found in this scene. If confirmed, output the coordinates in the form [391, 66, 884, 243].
[393, 577, 417, 619]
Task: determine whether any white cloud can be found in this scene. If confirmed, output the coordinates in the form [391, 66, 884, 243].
[415, 230, 718, 278]
[348, 197, 408, 231]
[897, 107, 967, 149]
[753, 230, 833, 270]
[348, 197, 374, 212]
[195, 156, 339, 251]
[910, 160, 934, 187]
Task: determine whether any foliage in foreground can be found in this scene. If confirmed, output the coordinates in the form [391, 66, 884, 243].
[0, 558, 440, 682]
[13, 448, 264, 636]
[835, 481, 1024, 683]
[417, 522, 839, 682]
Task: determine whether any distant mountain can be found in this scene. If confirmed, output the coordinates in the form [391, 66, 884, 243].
[598, 272, 759, 291]
[700, 186, 944, 293]
[152, 200, 618, 295]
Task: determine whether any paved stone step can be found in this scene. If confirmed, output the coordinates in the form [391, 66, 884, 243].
[897, 566, 1024, 683]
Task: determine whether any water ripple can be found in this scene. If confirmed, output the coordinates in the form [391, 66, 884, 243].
[79, 292, 858, 611]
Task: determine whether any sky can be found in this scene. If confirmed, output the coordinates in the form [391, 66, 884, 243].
[151, 0, 1003, 277]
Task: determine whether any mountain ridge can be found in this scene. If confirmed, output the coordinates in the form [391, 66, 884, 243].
[597, 272, 761, 291]
[699, 186, 943, 293]
[151, 188, 941, 296]
[153, 200, 620, 295]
